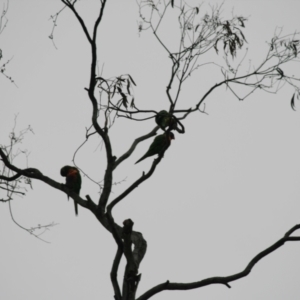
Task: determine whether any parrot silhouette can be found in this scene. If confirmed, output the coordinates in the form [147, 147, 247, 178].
[155, 110, 177, 131]
[60, 166, 81, 216]
[135, 131, 175, 164]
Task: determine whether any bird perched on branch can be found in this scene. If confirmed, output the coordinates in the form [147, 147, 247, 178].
[60, 166, 82, 216]
[135, 131, 175, 164]
[155, 110, 177, 131]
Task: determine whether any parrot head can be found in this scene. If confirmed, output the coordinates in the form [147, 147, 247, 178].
[60, 165, 80, 178]
[168, 131, 175, 141]
[60, 165, 73, 177]
[157, 110, 168, 116]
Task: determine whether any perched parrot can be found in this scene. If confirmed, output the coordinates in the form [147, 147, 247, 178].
[155, 110, 177, 131]
[135, 131, 175, 164]
[60, 166, 82, 216]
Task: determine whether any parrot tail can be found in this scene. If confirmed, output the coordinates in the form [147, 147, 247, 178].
[135, 155, 146, 164]
[74, 200, 78, 216]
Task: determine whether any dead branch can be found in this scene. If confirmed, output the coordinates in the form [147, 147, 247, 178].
[137, 225, 300, 300]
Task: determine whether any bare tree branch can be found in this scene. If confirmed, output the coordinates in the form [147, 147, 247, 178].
[7, 197, 58, 243]
[114, 126, 159, 170]
[61, 0, 92, 43]
[137, 225, 300, 300]
[107, 153, 164, 214]
[0, 147, 95, 211]
[111, 246, 123, 300]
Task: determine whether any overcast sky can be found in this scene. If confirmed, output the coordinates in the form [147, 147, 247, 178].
[1, 0, 300, 299]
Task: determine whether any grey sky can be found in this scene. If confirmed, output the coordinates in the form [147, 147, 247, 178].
[1, 0, 300, 299]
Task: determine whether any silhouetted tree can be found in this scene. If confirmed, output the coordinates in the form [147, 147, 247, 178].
[1, 1, 300, 299]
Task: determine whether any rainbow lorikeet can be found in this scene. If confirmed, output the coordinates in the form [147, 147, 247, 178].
[60, 166, 82, 216]
[155, 110, 177, 131]
[135, 131, 175, 164]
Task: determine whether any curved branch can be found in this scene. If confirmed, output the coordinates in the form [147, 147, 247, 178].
[61, 0, 92, 44]
[89, 1, 113, 212]
[116, 115, 155, 122]
[108, 153, 164, 214]
[0, 147, 95, 211]
[8, 199, 58, 243]
[62, 2, 113, 212]
[0, 172, 21, 181]
[110, 245, 123, 300]
[108, 106, 158, 115]
[166, 59, 179, 109]
[137, 225, 300, 300]
[63, 1, 111, 212]
[173, 70, 261, 120]
[105, 204, 124, 300]
[113, 126, 159, 170]
[92, 0, 107, 42]
[0, 147, 20, 174]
